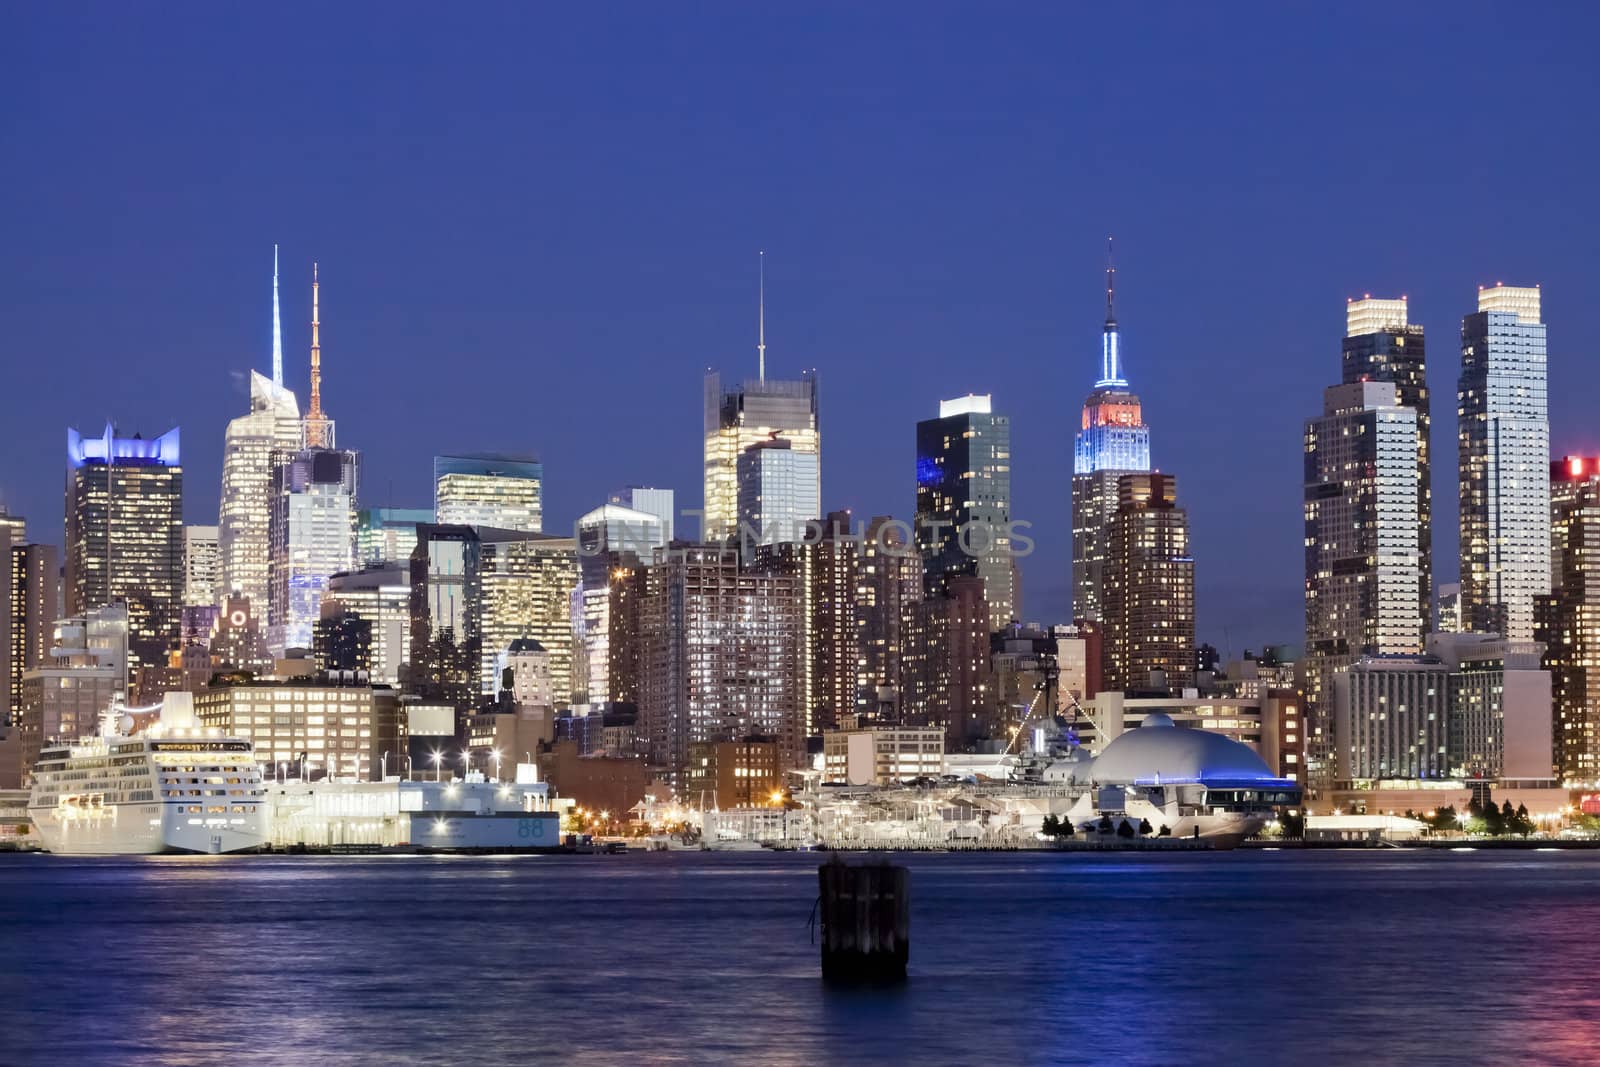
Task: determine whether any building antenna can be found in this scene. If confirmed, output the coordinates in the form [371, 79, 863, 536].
[304, 262, 329, 447]
[1105, 235, 1116, 326]
[1098, 236, 1126, 388]
[758, 250, 766, 383]
[272, 244, 283, 387]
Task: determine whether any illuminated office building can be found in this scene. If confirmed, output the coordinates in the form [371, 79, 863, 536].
[1539, 456, 1600, 780]
[608, 487, 675, 543]
[1343, 297, 1431, 634]
[737, 438, 821, 550]
[474, 529, 579, 705]
[703, 373, 819, 543]
[268, 447, 359, 654]
[434, 454, 543, 532]
[220, 253, 303, 612]
[64, 424, 184, 675]
[1459, 284, 1550, 640]
[183, 525, 222, 609]
[356, 507, 434, 567]
[194, 677, 402, 783]
[1072, 253, 1152, 623]
[916, 395, 1015, 632]
[575, 503, 668, 705]
[1102, 473, 1194, 693]
[1303, 378, 1424, 795]
[324, 564, 411, 685]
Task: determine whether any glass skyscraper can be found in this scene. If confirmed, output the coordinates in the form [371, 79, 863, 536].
[268, 446, 359, 653]
[220, 375, 303, 614]
[1458, 285, 1550, 640]
[435, 454, 543, 532]
[64, 424, 184, 675]
[916, 394, 1015, 633]
[1342, 297, 1430, 639]
[703, 372, 819, 542]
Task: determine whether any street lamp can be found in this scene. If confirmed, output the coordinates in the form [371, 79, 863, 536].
[381, 751, 390, 781]
[491, 748, 502, 783]
[461, 749, 470, 781]
[431, 750, 443, 782]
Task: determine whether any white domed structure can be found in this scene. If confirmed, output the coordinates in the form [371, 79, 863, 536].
[1087, 713, 1278, 786]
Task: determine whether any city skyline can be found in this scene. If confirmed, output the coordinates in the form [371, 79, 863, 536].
[5, 7, 1600, 653]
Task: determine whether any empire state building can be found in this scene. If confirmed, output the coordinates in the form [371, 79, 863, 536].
[1070, 247, 1153, 622]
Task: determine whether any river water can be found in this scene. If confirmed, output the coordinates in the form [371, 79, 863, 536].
[1, 849, 1596, 1066]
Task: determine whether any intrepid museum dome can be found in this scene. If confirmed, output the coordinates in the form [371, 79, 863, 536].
[1085, 713, 1276, 785]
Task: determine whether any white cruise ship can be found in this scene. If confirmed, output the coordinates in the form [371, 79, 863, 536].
[28, 694, 268, 855]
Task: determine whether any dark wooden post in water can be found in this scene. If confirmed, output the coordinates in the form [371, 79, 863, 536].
[817, 858, 909, 982]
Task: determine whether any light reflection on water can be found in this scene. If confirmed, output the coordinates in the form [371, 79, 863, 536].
[2, 850, 1599, 1066]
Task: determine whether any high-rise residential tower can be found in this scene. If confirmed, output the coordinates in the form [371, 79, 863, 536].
[1101, 473, 1194, 692]
[434, 454, 543, 532]
[1539, 456, 1600, 780]
[1303, 379, 1424, 794]
[1342, 297, 1430, 638]
[915, 394, 1015, 632]
[1071, 249, 1152, 623]
[1459, 284, 1550, 640]
[64, 424, 184, 674]
[2, 515, 56, 726]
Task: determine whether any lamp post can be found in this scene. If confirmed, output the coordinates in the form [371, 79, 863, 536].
[461, 749, 471, 782]
[491, 749, 502, 783]
[431, 750, 442, 782]
[381, 751, 389, 781]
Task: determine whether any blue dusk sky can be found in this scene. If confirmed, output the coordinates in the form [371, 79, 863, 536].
[4, 4, 1598, 653]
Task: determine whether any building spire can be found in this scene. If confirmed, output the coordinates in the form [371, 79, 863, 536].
[304, 262, 331, 447]
[1105, 235, 1116, 327]
[271, 244, 283, 387]
[1096, 236, 1127, 388]
[758, 250, 766, 383]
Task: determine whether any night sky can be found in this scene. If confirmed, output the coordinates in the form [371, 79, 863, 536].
[5, 4, 1598, 654]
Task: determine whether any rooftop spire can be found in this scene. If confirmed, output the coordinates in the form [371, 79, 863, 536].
[304, 262, 331, 447]
[758, 250, 766, 383]
[1096, 236, 1127, 388]
[271, 244, 283, 387]
[1105, 235, 1116, 327]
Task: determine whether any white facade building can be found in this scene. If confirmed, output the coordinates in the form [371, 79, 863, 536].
[736, 440, 821, 548]
[268, 448, 358, 654]
[183, 525, 222, 609]
[219, 371, 301, 612]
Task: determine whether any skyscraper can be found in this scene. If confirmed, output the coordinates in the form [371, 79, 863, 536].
[1459, 284, 1550, 640]
[736, 438, 821, 550]
[1071, 251, 1152, 624]
[268, 446, 359, 653]
[220, 372, 302, 612]
[355, 507, 435, 567]
[639, 544, 802, 778]
[434, 454, 543, 532]
[1342, 296, 1430, 637]
[704, 374, 820, 543]
[856, 516, 923, 722]
[474, 529, 579, 704]
[609, 487, 676, 543]
[755, 510, 860, 736]
[64, 424, 183, 674]
[1101, 473, 1194, 692]
[915, 394, 1015, 632]
[1303, 379, 1423, 795]
[702, 256, 821, 544]
[1, 516, 56, 726]
[182, 525, 222, 609]
[1539, 456, 1600, 780]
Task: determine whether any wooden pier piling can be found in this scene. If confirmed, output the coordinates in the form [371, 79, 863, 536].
[817, 857, 909, 982]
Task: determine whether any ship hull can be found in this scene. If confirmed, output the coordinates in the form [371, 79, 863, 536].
[30, 802, 268, 856]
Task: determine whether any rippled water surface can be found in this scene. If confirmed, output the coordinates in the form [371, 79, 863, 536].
[2, 849, 1598, 1065]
